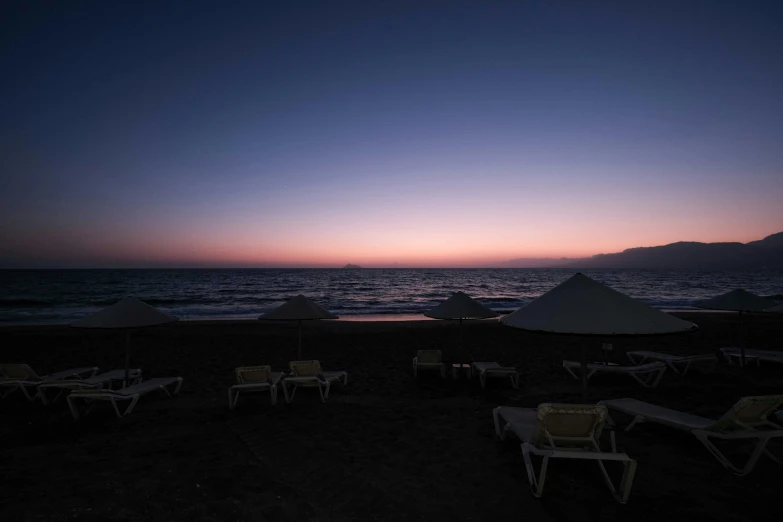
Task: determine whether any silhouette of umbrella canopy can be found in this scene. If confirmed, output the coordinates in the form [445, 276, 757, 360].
[71, 296, 178, 383]
[501, 273, 696, 396]
[425, 291, 499, 350]
[694, 289, 776, 313]
[258, 295, 338, 357]
[694, 289, 777, 365]
[424, 291, 499, 322]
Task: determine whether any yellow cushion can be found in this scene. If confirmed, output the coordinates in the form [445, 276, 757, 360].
[289, 360, 322, 377]
[416, 350, 442, 364]
[235, 366, 272, 384]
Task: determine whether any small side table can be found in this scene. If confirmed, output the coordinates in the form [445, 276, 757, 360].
[451, 363, 472, 379]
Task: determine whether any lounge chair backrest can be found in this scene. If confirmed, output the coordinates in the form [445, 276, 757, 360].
[531, 403, 608, 449]
[711, 395, 783, 431]
[416, 350, 442, 364]
[0, 364, 38, 380]
[289, 360, 322, 377]
[235, 366, 272, 384]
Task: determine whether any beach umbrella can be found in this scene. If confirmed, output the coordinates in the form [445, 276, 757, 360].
[425, 291, 499, 324]
[501, 273, 697, 398]
[694, 289, 777, 366]
[258, 295, 338, 358]
[71, 296, 178, 385]
[424, 291, 498, 348]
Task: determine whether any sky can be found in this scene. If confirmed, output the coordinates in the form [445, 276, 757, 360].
[1, 0, 782, 268]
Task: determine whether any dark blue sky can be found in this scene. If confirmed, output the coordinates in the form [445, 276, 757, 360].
[2, 1, 782, 267]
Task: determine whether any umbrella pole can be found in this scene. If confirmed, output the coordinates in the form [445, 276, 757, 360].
[124, 331, 131, 387]
[297, 320, 302, 359]
[581, 340, 588, 401]
[459, 317, 464, 352]
[739, 310, 745, 367]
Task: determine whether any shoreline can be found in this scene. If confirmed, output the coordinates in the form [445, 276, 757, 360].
[0, 308, 739, 328]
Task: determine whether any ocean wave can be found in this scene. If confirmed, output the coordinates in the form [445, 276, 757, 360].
[2, 268, 783, 325]
[0, 298, 52, 308]
[144, 297, 220, 306]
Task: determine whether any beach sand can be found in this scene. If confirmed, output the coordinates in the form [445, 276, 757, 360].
[1, 312, 781, 521]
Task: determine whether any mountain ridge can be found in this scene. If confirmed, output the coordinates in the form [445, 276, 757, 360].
[502, 232, 783, 269]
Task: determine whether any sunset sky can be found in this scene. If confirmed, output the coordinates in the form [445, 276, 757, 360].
[2, 1, 782, 268]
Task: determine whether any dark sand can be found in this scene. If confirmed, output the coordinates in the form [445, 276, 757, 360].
[1, 312, 782, 521]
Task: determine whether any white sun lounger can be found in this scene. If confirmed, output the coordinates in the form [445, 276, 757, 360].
[493, 404, 637, 503]
[37, 369, 143, 405]
[472, 362, 519, 389]
[282, 360, 348, 403]
[562, 360, 667, 388]
[720, 347, 783, 366]
[0, 364, 99, 401]
[66, 377, 183, 419]
[626, 351, 718, 375]
[600, 396, 783, 475]
[228, 366, 283, 408]
[413, 350, 446, 378]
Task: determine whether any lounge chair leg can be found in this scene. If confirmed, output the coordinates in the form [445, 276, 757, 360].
[123, 396, 141, 416]
[593, 457, 637, 504]
[111, 398, 122, 417]
[652, 368, 666, 387]
[625, 415, 645, 432]
[694, 431, 773, 475]
[493, 407, 502, 438]
[84, 399, 98, 417]
[762, 448, 780, 465]
[522, 444, 548, 498]
[14, 384, 38, 402]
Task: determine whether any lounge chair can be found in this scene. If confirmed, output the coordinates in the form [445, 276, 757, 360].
[562, 360, 667, 388]
[413, 350, 446, 378]
[0, 364, 98, 401]
[228, 365, 283, 408]
[720, 347, 783, 366]
[37, 369, 143, 405]
[66, 377, 183, 419]
[626, 351, 718, 375]
[493, 404, 637, 503]
[600, 396, 783, 475]
[472, 362, 519, 389]
[282, 360, 348, 403]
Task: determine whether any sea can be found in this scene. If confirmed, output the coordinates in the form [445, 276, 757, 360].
[1, 268, 782, 326]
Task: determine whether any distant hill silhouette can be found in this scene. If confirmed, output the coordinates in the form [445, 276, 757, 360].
[503, 232, 783, 269]
[499, 257, 574, 268]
